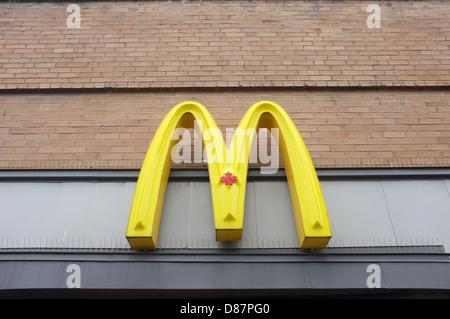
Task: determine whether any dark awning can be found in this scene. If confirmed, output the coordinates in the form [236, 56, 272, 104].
[0, 246, 449, 292]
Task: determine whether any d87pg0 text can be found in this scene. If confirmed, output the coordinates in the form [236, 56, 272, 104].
[224, 304, 269, 314]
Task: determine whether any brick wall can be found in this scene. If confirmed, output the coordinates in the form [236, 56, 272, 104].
[1, 89, 449, 169]
[0, 1, 449, 169]
[0, 0, 449, 89]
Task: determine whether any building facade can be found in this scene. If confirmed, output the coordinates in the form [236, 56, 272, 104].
[0, 0, 450, 299]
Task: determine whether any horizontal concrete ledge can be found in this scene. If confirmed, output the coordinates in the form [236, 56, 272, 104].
[1, 167, 450, 182]
[1, 85, 450, 95]
[0, 246, 447, 262]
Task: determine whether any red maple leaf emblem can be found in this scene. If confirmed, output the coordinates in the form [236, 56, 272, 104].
[220, 171, 238, 186]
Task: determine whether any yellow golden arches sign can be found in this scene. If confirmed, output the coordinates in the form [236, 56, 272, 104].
[126, 101, 332, 249]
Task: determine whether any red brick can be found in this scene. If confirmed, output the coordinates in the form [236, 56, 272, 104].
[0, 1, 449, 89]
[0, 89, 448, 169]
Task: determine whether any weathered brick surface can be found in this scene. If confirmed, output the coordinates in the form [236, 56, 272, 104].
[1, 1, 449, 169]
[0, 1, 449, 89]
[1, 89, 449, 169]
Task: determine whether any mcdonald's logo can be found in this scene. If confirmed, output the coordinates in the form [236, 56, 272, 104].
[126, 101, 332, 249]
